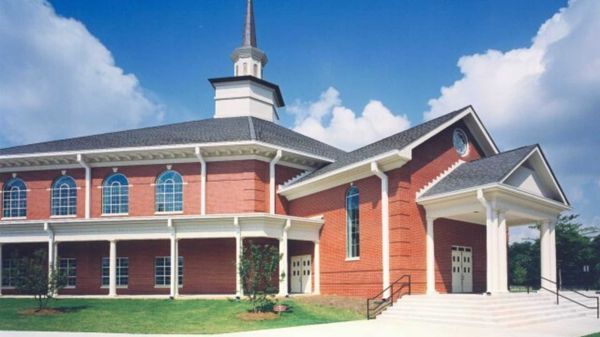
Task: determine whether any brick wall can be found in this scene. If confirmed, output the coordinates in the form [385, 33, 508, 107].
[433, 218, 487, 293]
[206, 160, 268, 213]
[0, 169, 86, 220]
[288, 120, 485, 297]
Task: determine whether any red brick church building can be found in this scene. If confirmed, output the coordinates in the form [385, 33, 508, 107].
[0, 0, 569, 300]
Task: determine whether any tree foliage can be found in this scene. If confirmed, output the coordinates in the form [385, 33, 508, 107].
[509, 214, 600, 289]
[238, 242, 283, 313]
[13, 249, 67, 311]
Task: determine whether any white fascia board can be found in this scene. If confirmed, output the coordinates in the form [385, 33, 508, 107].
[417, 183, 570, 211]
[0, 212, 324, 227]
[499, 147, 568, 206]
[0, 141, 334, 172]
[278, 149, 411, 200]
[0, 141, 335, 163]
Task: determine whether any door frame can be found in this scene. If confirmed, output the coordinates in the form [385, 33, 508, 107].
[451, 245, 473, 293]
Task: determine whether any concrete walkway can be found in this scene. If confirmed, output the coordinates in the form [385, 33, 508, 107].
[0, 317, 598, 337]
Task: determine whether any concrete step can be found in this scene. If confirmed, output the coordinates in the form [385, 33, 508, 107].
[377, 293, 596, 327]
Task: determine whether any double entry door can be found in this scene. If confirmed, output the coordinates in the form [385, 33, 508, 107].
[290, 255, 312, 294]
[451, 246, 473, 293]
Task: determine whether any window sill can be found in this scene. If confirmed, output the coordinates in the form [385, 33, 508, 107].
[1, 286, 15, 290]
[154, 211, 184, 215]
[50, 215, 77, 219]
[101, 213, 129, 217]
[1, 217, 26, 221]
[345, 257, 360, 262]
[64, 286, 76, 289]
[154, 285, 183, 289]
[100, 286, 128, 289]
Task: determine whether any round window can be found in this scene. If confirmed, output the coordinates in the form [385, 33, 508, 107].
[453, 128, 469, 156]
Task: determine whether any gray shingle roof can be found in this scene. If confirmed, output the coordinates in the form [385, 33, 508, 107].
[289, 106, 470, 185]
[0, 117, 346, 160]
[421, 145, 538, 198]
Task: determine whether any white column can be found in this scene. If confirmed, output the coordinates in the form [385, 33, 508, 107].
[48, 234, 56, 276]
[109, 240, 117, 297]
[497, 210, 508, 292]
[0, 244, 3, 296]
[426, 217, 437, 294]
[485, 208, 498, 293]
[170, 234, 179, 298]
[549, 220, 557, 284]
[278, 219, 290, 297]
[540, 220, 552, 290]
[235, 218, 243, 298]
[313, 240, 320, 295]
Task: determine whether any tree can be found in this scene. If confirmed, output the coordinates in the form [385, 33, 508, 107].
[14, 249, 67, 311]
[509, 214, 599, 289]
[238, 242, 283, 313]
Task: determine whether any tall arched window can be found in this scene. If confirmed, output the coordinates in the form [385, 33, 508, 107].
[2, 178, 27, 218]
[346, 186, 360, 258]
[102, 173, 129, 215]
[51, 176, 77, 216]
[155, 170, 183, 213]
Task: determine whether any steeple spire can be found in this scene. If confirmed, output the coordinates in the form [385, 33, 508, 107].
[231, 0, 267, 78]
[242, 0, 257, 47]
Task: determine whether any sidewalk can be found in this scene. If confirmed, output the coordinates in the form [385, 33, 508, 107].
[0, 317, 598, 337]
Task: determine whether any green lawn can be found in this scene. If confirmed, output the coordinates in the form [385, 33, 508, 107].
[0, 297, 363, 334]
[582, 334, 600, 337]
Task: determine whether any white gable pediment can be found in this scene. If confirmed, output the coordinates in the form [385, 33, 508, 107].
[502, 147, 568, 205]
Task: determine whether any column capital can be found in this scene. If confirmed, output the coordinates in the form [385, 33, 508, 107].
[494, 208, 508, 216]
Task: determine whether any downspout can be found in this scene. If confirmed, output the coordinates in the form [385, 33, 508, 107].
[269, 149, 283, 214]
[371, 162, 390, 298]
[77, 154, 91, 219]
[194, 147, 206, 215]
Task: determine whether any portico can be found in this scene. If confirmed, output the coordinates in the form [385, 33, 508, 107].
[420, 185, 567, 294]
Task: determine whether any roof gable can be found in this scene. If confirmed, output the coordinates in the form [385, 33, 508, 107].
[420, 145, 569, 206]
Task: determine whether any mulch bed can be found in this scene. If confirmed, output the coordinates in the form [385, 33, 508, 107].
[237, 312, 279, 321]
[18, 308, 64, 316]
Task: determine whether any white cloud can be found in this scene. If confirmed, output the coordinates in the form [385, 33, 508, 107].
[424, 0, 600, 224]
[0, 0, 163, 146]
[288, 87, 411, 151]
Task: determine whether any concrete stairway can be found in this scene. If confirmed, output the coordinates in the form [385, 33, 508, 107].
[378, 292, 596, 327]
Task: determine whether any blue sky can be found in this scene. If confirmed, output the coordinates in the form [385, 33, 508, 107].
[1, 0, 599, 240]
[48, 0, 565, 125]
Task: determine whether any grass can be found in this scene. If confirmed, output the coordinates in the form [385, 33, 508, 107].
[582, 334, 600, 337]
[0, 296, 364, 334]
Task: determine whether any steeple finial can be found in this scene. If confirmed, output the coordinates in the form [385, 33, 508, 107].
[242, 0, 257, 47]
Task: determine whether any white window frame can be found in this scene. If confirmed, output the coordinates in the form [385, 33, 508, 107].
[154, 256, 183, 288]
[1, 258, 17, 288]
[101, 257, 128, 288]
[2, 179, 27, 218]
[51, 176, 77, 216]
[155, 171, 184, 214]
[345, 186, 360, 259]
[101, 174, 129, 215]
[59, 258, 77, 288]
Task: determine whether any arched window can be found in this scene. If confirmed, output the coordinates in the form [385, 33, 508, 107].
[102, 173, 129, 215]
[155, 170, 183, 213]
[51, 176, 77, 216]
[2, 178, 27, 218]
[346, 186, 360, 258]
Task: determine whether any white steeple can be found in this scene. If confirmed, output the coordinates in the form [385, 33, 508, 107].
[231, 0, 267, 78]
[211, 0, 284, 122]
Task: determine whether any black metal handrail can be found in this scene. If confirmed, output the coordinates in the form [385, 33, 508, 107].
[540, 276, 599, 319]
[366, 274, 411, 320]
